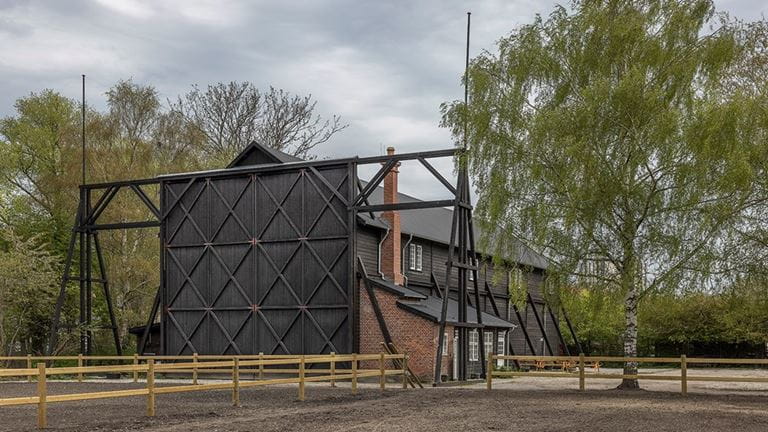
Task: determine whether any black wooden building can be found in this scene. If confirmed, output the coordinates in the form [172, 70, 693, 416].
[48, 142, 575, 382]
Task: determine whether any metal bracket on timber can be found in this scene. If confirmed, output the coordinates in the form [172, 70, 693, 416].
[47, 180, 161, 356]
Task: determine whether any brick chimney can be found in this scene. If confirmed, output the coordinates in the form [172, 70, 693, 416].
[381, 147, 404, 285]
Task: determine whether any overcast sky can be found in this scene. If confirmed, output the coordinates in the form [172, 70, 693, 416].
[1, 0, 765, 200]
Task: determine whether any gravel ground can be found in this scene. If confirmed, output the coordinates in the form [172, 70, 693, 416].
[2, 369, 768, 431]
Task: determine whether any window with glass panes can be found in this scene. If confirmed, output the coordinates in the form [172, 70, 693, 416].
[469, 330, 479, 361]
[408, 244, 423, 272]
[484, 331, 494, 358]
[497, 332, 506, 367]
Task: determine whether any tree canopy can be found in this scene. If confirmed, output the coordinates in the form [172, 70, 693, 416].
[442, 0, 768, 388]
[0, 80, 345, 355]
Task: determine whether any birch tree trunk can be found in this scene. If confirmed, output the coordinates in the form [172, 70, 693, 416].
[619, 283, 640, 389]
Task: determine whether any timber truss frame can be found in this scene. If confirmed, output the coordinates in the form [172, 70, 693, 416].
[349, 148, 489, 383]
[47, 178, 161, 355]
[46, 147, 581, 375]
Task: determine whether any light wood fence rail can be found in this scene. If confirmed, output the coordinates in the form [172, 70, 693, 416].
[486, 354, 768, 394]
[0, 353, 409, 429]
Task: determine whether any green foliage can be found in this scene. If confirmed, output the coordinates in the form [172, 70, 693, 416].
[0, 230, 61, 356]
[560, 285, 624, 354]
[0, 90, 81, 251]
[562, 279, 768, 355]
[0, 79, 344, 355]
[507, 267, 528, 309]
[442, 0, 768, 364]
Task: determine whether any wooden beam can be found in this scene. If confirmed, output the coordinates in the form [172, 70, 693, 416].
[357, 257, 394, 345]
[512, 303, 538, 355]
[527, 293, 554, 356]
[417, 157, 457, 195]
[355, 148, 459, 164]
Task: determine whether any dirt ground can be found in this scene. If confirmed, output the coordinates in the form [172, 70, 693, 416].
[2, 368, 768, 431]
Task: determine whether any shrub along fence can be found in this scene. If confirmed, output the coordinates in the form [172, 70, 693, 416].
[0, 353, 408, 429]
[486, 354, 768, 394]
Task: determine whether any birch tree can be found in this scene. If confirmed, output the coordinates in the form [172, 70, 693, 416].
[442, 0, 768, 388]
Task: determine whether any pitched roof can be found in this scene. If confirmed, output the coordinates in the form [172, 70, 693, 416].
[357, 185, 549, 270]
[228, 141, 303, 168]
[361, 275, 514, 328]
[365, 277, 427, 300]
[396, 295, 516, 329]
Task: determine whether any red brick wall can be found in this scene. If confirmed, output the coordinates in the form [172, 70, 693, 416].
[358, 280, 453, 381]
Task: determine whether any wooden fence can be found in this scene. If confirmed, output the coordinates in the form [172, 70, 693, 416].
[486, 354, 768, 394]
[0, 353, 408, 429]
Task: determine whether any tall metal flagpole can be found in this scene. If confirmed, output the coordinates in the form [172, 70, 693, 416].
[82, 75, 86, 185]
[49, 74, 121, 355]
[79, 74, 89, 354]
[461, 11, 486, 379]
[433, 11, 472, 385]
[463, 12, 470, 150]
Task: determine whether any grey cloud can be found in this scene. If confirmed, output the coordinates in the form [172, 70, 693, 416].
[0, 0, 766, 198]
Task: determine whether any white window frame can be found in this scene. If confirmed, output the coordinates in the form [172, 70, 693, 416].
[484, 331, 494, 357]
[469, 330, 479, 361]
[442, 332, 449, 356]
[408, 244, 423, 272]
[497, 332, 506, 367]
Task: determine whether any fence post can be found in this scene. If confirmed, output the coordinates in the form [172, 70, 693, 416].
[77, 354, 83, 382]
[486, 354, 493, 390]
[37, 362, 47, 429]
[27, 354, 32, 383]
[233, 358, 240, 406]
[147, 359, 155, 417]
[351, 353, 358, 394]
[402, 354, 408, 389]
[193, 353, 198, 385]
[578, 353, 585, 391]
[133, 354, 139, 383]
[380, 352, 386, 391]
[258, 352, 264, 380]
[298, 355, 306, 401]
[330, 352, 336, 388]
[681, 355, 687, 396]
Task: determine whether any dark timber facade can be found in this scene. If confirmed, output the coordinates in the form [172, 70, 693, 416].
[48, 142, 576, 383]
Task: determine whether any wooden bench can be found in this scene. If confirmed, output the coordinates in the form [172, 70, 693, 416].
[586, 361, 601, 373]
[519, 359, 600, 373]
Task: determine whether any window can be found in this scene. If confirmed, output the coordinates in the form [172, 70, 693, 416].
[442, 332, 449, 356]
[408, 244, 423, 272]
[469, 330, 479, 361]
[484, 331, 494, 357]
[497, 332, 506, 367]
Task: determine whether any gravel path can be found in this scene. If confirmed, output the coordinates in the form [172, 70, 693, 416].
[2, 369, 767, 431]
